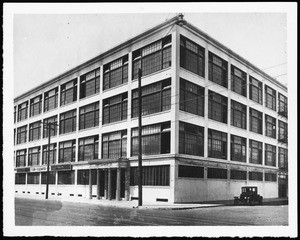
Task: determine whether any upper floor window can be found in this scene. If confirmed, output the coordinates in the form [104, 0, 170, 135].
[17, 101, 28, 122]
[179, 121, 204, 156]
[131, 122, 170, 156]
[59, 139, 76, 163]
[14, 106, 17, 123]
[208, 129, 227, 160]
[278, 93, 288, 118]
[249, 139, 262, 164]
[132, 78, 171, 118]
[104, 55, 128, 90]
[278, 120, 288, 143]
[180, 35, 204, 77]
[278, 147, 288, 170]
[17, 125, 27, 144]
[78, 135, 99, 161]
[180, 78, 204, 117]
[265, 114, 276, 139]
[265, 143, 276, 167]
[230, 135, 246, 162]
[29, 121, 41, 142]
[208, 52, 228, 88]
[231, 65, 247, 97]
[42, 143, 57, 165]
[265, 85, 276, 111]
[249, 108, 262, 134]
[102, 130, 127, 159]
[80, 68, 100, 98]
[16, 149, 27, 167]
[29, 95, 42, 117]
[231, 100, 246, 129]
[43, 115, 58, 138]
[59, 109, 77, 134]
[133, 35, 171, 79]
[79, 102, 99, 130]
[28, 147, 40, 166]
[208, 90, 227, 123]
[103, 93, 127, 125]
[44, 87, 58, 112]
[249, 76, 262, 104]
[60, 79, 77, 106]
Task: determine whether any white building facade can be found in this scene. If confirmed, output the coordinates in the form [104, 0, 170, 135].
[14, 15, 288, 204]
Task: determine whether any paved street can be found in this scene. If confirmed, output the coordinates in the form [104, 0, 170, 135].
[15, 197, 288, 226]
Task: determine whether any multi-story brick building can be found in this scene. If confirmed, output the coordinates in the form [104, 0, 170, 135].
[14, 14, 288, 203]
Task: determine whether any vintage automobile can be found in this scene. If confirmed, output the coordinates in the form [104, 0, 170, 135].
[234, 186, 263, 205]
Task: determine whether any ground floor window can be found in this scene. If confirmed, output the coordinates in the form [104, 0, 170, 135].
[15, 173, 26, 184]
[77, 169, 97, 185]
[230, 169, 247, 180]
[207, 167, 227, 179]
[249, 171, 263, 181]
[57, 170, 75, 185]
[27, 172, 40, 184]
[130, 165, 170, 186]
[265, 172, 277, 182]
[178, 165, 204, 178]
[41, 172, 56, 184]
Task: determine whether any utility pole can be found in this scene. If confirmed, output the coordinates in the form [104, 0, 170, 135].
[138, 68, 143, 206]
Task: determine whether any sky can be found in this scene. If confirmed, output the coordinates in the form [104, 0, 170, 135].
[12, 9, 288, 98]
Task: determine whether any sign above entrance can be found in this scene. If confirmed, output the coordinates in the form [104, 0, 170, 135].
[16, 167, 30, 173]
[51, 164, 72, 171]
[30, 166, 47, 172]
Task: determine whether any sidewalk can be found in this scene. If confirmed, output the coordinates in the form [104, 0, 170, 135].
[15, 193, 288, 210]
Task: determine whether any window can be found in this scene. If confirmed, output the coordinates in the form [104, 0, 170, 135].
[28, 147, 40, 166]
[179, 122, 204, 156]
[230, 135, 246, 162]
[265, 115, 276, 138]
[130, 165, 170, 186]
[78, 135, 99, 161]
[249, 76, 262, 104]
[230, 169, 247, 180]
[231, 100, 246, 129]
[17, 101, 28, 122]
[14, 106, 17, 123]
[132, 35, 171, 79]
[265, 144, 276, 167]
[249, 171, 263, 181]
[79, 102, 99, 130]
[208, 52, 228, 87]
[180, 35, 204, 77]
[278, 93, 287, 117]
[278, 120, 288, 143]
[58, 171, 75, 185]
[77, 169, 97, 185]
[103, 93, 127, 124]
[59, 109, 77, 134]
[102, 130, 127, 159]
[44, 87, 58, 112]
[231, 65, 247, 97]
[265, 172, 277, 182]
[14, 129, 16, 145]
[43, 116, 58, 138]
[178, 165, 204, 178]
[278, 147, 288, 170]
[265, 85, 276, 111]
[131, 122, 170, 156]
[249, 139, 262, 164]
[16, 149, 27, 167]
[208, 90, 227, 123]
[15, 173, 26, 184]
[180, 78, 204, 116]
[17, 125, 27, 144]
[41, 172, 56, 184]
[80, 68, 100, 98]
[104, 55, 128, 90]
[60, 79, 77, 106]
[59, 140, 76, 163]
[208, 129, 227, 159]
[42, 143, 57, 165]
[29, 121, 41, 141]
[27, 173, 40, 184]
[29, 95, 42, 117]
[132, 79, 171, 118]
[207, 167, 227, 179]
[249, 108, 262, 134]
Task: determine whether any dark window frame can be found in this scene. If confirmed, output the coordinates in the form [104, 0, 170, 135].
[28, 146, 41, 166]
[103, 92, 127, 125]
[79, 102, 99, 130]
[249, 76, 262, 104]
[78, 135, 99, 161]
[59, 109, 77, 134]
[265, 143, 276, 167]
[208, 51, 228, 88]
[278, 92, 288, 118]
[231, 100, 247, 129]
[17, 101, 28, 122]
[207, 167, 228, 179]
[29, 121, 41, 142]
[17, 125, 27, 144]
[178, 165, 204, 178]
[249, 139, 262, 164]
[29, 95, 42, 117]
[59, 140, 76, 163]
[265, 114, 276, 139]
[278, 120, 288, 143]
[230, 135, 246, 162]
[208, 90, 228, 123]
[102, 130, 127, 159]
[16, 149, 27, 167]
[42, 143, 57, 165]
[249, 108, 262, 134]
[80, 68, 100, 99]
[265, 85, 276, 111]
[44, 87, 58, 112]
[278, 147, 288, 170]
[60, 79, 78, 106]
[43, 115, 58, 138]
[231, 65, 247, 97]
[208, 129, 227, 159]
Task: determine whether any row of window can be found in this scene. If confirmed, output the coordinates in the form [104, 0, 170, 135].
[15, 122, 171, 167]
[178, 164, 277, 181]
[180, 35, 288, 116]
